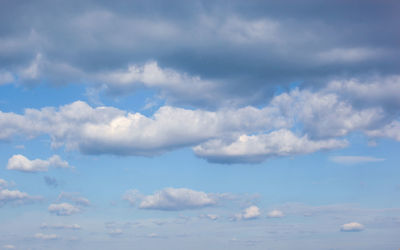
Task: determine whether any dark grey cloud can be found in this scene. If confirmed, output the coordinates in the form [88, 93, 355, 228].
[1, 0, 399, 108]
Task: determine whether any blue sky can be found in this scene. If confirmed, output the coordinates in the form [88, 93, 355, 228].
[1, 1, 400, 249]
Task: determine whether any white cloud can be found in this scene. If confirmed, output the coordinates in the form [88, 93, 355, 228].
[108, 228, 123, 236]
[0, 189, 38, 206]
[40, 223, 81, 230]
[139, 188, 216, 211]
[235, 206, 261, 220]
[57, 192, 90, 206]
[2, 245, 15, 249]
[340, 222, 365, 232]
[200, 214, 219, 221]
[6, 154, 72, 172]
[365, 121, 400, 142]
[318, 47, 384, 63]
[123, 189, 143, 206]
[48, 202, 81, 216]
[330, 156, 385, 165]
[267, 209, 284, 218]
[194, 129, 347, 163]
[34, 233, 58, 240]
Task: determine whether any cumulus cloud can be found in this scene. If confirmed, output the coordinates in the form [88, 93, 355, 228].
[340, 222, 365, 232]
[267, 209, 284, 218]
[330, 156, 385, 165]
[6, 154, 72, 172]
[194, 129, 347, 164]
[0, 188, 39, 206]
[235, 206, 261, 220]
[0, 75, 399, 164]
[48, 203, 80, 216]
[130, 188, 217, 211]
[34, 233, 58, 240]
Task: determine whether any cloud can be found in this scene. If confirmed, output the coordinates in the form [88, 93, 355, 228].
[2, 245, 15, 249]
[267, 209, 284, 218]
[34, 233, 58, 240]
[330, 156, 385, 165]
[138, 188, 217, 211]
[40, 223, 81, 230]
[0, 179, 8, 187]
[57, 192, 90, 206]
[0, 188, 39, 206]
[194, 129, 347, 164]
[48, 203, 81, 216]
[340, 222, 365, 232]
[199, 214, 219, 221]
[6, 154, 72, 172]
[1, 0, 399, 108]
[235, 206, 261, 220]
[107, 229, 123, 236]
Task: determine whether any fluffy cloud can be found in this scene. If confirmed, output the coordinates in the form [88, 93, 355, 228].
[6, 154, 72, 172]
[340, 222, 365, 232]
[0, 188, 39, 206]
[34, 233, 58, 240]
[267, 209, 284, 218]
[330, 156, 385, 165]
[0, 75, 399, 164]
[235, 206, 261, 220]
[48, 203, 81, 216]
[129, 188, 217, 211]
[194, 129, 347, 164]
[0, 101, 286, 157]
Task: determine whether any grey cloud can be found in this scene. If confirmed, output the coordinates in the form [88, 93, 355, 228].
[1, 0, 399, 108]
[44, 176, 59, 188]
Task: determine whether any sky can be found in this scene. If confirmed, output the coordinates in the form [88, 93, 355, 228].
[1, 0, 400, 249]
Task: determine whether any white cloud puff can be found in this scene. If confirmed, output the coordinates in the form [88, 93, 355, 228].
[6, 154, 72, 172]
[194, 129, 347, 163]
[40, 223, 81, 230]
[340, 222, 365, 232]
[236, 206, 261, 220]
[139, 188, 216, 211]
[267, 209, 284, 218]
[0, 188, 38, 206]
[48, 203, 80, 216]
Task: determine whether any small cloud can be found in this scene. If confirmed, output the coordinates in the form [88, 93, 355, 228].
[340, 222, 365, 232]
[199, 214, 219, 221]
[48, 203, 80, 216]
[41, 223, 81, 230]
[2, 245, 16, 249]
[137, 188, 217, 211]
[235, 205, 261, 220]
[330, 156, 384, 165]
[34, 233, 58, 240]
[7, 154, 72, 173]
[0, 188, 40, 206]
[108, 228, 123, 236]
[0, 179, 8, 188]
[267, 209, 284, 218]
[57, 192, 90, 206]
